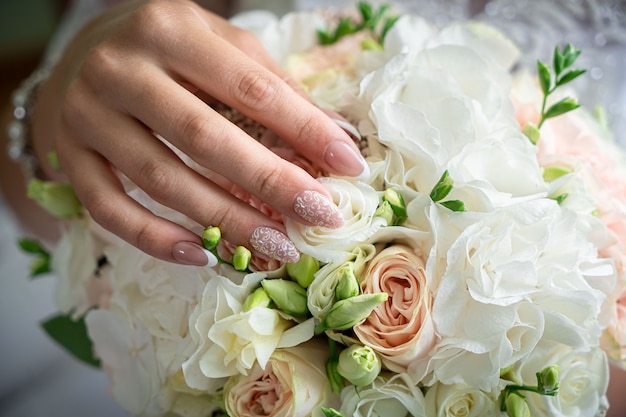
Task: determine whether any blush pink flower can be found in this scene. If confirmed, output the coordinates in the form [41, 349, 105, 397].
[354, 245, 437, 377]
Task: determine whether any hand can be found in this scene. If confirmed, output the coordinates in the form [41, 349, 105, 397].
[32, 0, 368, 266]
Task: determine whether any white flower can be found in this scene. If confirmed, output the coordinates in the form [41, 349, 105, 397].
[182, 273, 314, 392]
[86, 305, 162, 416]
[286, 178, 386, 263]
[511, 342, 609, 417]
[53, 221, 110, 317]
[424, 382, 501, 417]
[339, 373, 427, 417]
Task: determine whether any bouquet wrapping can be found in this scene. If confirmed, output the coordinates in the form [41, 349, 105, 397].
[30, 3, 626, 417]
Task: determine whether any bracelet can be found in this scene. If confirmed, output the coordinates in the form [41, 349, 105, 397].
[6, 65, 53, 183]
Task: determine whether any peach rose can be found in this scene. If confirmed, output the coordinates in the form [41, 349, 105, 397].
[224, 341, 338, 417]
[354, 245, 437, 377]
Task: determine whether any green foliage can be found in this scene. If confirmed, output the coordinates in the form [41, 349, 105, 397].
[317, 1, 399, 46]
[18, 237, 52, 277]
[42, 313, 101, 368]
[536, 44, 586, 130]
[430, 170, 466, 212]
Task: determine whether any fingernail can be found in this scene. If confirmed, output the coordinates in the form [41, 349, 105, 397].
[172, 241, 218, 267]
[324, 141, 370, 179]
[249, 226, 300, 263]
[294, 190, 344, 228]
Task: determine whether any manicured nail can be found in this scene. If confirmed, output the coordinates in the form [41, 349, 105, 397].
[294, 190, 344, 228]
[172, 241, 218, 267]
[249, 226, 300, 263]
[324, 141, 370, 179]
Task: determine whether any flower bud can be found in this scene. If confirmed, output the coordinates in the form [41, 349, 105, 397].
[27, 179, 82, 219]
[430, 170, 453, 202]
[374, 200, 394, 225]
[286, 253, 319, 288]
[202, 226, 221, 250]
[537, 364, 560, 395]
[261, 278, 309, 316]
[542, 166, 572, 182]
[505, 393, 530, 417]
[335, 263, 359, 300]
[231, 245, 252, 271]
[522, 122, 540, 145]
[315, 292, 388, 334]
[361, 37, 383, 51]
[337, 344, 381, 386]
[242, 287, 273, 312]
[382, 188, 407, 224]
[321, 408, 343, 417]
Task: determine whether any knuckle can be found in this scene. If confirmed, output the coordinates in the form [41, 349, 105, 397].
[295, 114, 320, 144]
[82, 189, 118, 231]
[134, 0, 180, 40]
[179, 113, 214, 155]
[232, 70, 279, 111]
[254, 163, 285, 198]
[138, 158, 180, 202]
[133, 221, 161, 254]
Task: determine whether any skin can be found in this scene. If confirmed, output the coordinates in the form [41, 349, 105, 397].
[27, 0, 364, 264]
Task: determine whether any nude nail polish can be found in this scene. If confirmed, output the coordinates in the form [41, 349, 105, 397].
[324, 141, 370, 179]
[172, 241, 218, 267]
[249, 226, 300, 263]
[293, 190, 344, 228]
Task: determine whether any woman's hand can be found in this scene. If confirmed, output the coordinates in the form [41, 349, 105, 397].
[33, 0, 368, 266]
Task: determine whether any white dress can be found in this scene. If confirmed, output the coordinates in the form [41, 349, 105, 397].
[0, 1, 623, 416]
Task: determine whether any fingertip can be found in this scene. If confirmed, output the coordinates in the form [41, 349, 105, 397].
[172, 241, 218, 267]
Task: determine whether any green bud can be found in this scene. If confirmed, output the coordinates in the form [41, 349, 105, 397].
[522, 122, 540, 145]
[335, 263, 359, 300]
[231, 246, 252, 271]
[382, 188, 407, 225]
[261, 278, 309, 316]
[321, 408, 344, 417]
[537, 365, 560, 395]
[315, 292, 388, 334]
[430, 170, 453, 202]
[202, 226, 221, 250]
[543, 166, 572, 182]
[286, 253, 319, 288]
[337, 344, 381, 386]
[361, 37, 383, 51]
[27, 179, 82, 219]
[505, 393, 530, 417]
[242, 287, 272, 311]
[374, 200, 394, 225]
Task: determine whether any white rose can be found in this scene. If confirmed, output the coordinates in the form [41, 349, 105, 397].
[339, 373, 427, 417]
[424, 382, 501, 417]
[182, 273, 314, 392]
[510, 342, 609, 417]
[286, 178, 386, 263]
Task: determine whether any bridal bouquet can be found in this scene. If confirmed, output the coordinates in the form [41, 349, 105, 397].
[25, 2, 626, 417]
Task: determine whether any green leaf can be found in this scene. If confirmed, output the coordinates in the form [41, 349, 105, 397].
[553, 45, 564, 76]
[552, 193, 569, 205]
[30, 256, 52, 277]
[441, 200, 466, 212]
[18, 238, 49, 255]
[556, 68, 586, 86]
[358, 1, 373, 23]
[317, 29, 334, 45]
[381, 15, 400, 43]
[321, 407, 344, 417]
[543, 97, 580, 119]
[42, 313, 101, 368]
[562, 44, 581, 68]
[430, 170, 453, 202]
[537, 60, 552, 95]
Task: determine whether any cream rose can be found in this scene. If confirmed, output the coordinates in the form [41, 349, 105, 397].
[424, 382, 500, 417]
[354, 245, 436, 377]
[286, 178, 386, 263]
[339, 373, 427, 417]
[224, 341, 338, 417]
